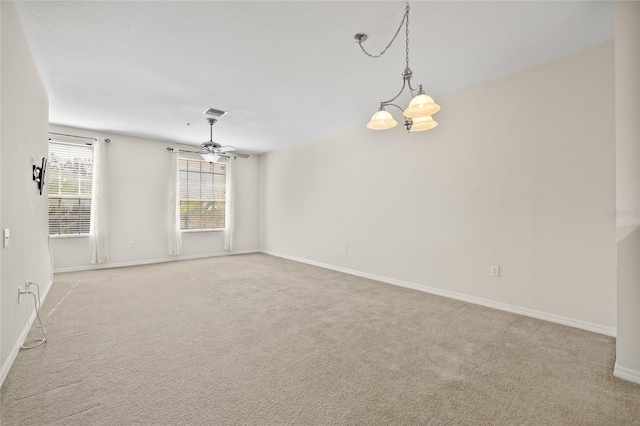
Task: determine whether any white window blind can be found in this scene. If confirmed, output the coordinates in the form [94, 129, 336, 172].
[48, 141, 94, 236]
[179, 158, 226, 230]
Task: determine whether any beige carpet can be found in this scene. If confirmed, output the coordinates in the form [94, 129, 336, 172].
[1, 253, 639, 425]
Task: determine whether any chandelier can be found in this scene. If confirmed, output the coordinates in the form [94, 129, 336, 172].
[355, 2, 440, 132]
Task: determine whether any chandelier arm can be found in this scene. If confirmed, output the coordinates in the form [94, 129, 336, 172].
[380, 103, 406, 114]
[357, 2, 410, 59]
[407, 79, 420, 93]
[380, 77, 409, 106]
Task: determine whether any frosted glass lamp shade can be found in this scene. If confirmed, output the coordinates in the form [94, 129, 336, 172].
[409, 115, 438, 132]
[404, 94, 440, 118]
[201, 153, 221, 163]
[366, 109, 398, 130]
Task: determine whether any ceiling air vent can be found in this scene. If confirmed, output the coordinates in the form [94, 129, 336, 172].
[203, 108, 227, 118]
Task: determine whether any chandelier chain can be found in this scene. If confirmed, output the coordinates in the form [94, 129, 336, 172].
[405, 2, 410, 69]
[358, 2, 411, 62]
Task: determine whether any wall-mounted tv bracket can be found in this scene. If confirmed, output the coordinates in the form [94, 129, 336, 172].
[32, 157, 47, 195]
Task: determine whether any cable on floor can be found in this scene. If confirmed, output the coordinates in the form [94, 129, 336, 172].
[21, 281, 47, 349]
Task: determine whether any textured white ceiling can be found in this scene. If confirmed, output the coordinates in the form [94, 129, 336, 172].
[15, 1, 613, 154]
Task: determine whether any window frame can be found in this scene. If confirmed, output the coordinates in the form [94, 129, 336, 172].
[178, 156, 227, 232]
[47, 139, 94, 238]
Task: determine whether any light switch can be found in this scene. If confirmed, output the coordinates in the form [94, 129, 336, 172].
[3, 229, 10, 248]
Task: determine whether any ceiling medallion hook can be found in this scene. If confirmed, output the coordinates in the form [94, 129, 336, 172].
[353, 33, 367, 43]
[355, 1, 441, 133]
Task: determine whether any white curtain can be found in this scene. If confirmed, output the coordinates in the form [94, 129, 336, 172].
[224, 156, 236, 251]
[89, 139, 109, 264]
[167, 152, 182, 255]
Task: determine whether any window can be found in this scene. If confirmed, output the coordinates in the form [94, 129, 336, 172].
[48, 141, 94, 236]
[179, 158, 226, 231]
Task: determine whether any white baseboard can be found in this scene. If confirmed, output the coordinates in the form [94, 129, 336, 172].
[260, 250, 616, 337]
[53, 249, 259, 273]
[614, 362, 640, 385]
[0, 279, 53, 388]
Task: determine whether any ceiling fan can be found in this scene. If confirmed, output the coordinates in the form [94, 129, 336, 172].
[166, 117, 249, 161]
[200, 118, 236, 162]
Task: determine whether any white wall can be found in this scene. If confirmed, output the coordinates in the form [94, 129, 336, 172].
[0, 0, 51, 382]
[49, 125, 259, 271]
[259, 43, 616, 333]
[614, 0, 640, 384]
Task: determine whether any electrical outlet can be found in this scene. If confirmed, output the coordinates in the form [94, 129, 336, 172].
[129, 241, 135, 248]
[342, 244, 348, 253]
[490, 265, 500, 277]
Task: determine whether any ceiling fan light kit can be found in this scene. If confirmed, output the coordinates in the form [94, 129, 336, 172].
[201, 153, 221, 163]
[356, 2, 440, 133]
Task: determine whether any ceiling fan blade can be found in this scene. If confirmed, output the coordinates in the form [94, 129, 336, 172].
[216, 145, 237, 152]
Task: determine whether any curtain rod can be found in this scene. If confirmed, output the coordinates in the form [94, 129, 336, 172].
[49, 132, 110, 143]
